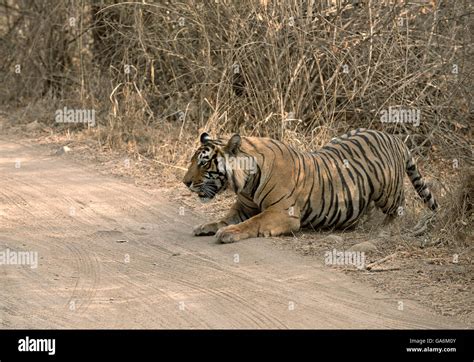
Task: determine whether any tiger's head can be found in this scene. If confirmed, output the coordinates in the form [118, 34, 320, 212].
[183, 132, 242, 202]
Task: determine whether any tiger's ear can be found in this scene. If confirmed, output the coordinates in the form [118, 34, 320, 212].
[225, 134, 241, 155]
[200, 132, 211, 145]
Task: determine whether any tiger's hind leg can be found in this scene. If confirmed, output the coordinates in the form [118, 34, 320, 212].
[378, 209, 401, 238]
[378, 191, 405, 228]
[215, 208, 300, 243]
[366, 201, 376, 221]
[356, 200, 376, 226]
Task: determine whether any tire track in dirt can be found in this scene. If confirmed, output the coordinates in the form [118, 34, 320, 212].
[110, 232, 289, 328]
[65, 243, 101, 315]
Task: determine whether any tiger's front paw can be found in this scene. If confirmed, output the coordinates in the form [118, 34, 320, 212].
[215, 225, 250, 244]
[193, 222, 221, 236]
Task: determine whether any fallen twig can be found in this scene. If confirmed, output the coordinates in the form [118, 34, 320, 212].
[367, 267, 401, 272]
[366, 252, 398, 270]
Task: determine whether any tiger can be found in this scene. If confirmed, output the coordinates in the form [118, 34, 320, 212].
[182, 128, 438, 243]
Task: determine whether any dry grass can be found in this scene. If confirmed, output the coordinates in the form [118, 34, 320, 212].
[1, 1, 472, 148]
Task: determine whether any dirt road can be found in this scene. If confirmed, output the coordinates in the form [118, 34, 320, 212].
[0, 138, 467, 328]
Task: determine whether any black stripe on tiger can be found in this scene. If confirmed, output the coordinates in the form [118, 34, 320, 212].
[406, 156, 438, 211]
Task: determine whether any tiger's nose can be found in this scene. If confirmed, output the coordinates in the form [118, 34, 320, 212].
[183, 180, 192, 188]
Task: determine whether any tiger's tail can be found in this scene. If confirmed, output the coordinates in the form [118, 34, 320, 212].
[405, 151, 438, 211]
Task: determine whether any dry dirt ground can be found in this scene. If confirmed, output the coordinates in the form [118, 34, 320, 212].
[0, 119, 472, 328]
